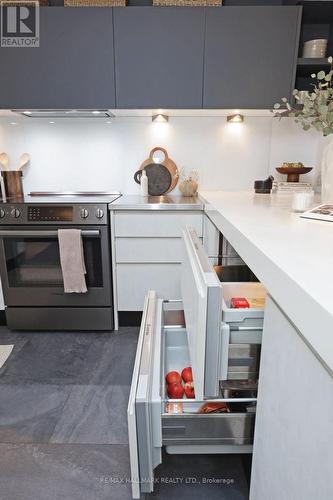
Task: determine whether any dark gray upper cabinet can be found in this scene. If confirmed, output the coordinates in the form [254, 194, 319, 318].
[0, 8, 115, 109]
[114, 7, 205, 109]
[203, 6, 301, 109]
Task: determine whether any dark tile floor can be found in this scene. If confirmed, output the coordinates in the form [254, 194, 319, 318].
[0, 326, 251, 500]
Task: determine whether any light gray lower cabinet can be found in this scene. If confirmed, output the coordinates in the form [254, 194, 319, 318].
[250, 297, 333, 500]
[203, 6, 301, 109]
[116, 263, 182, 311]
[111, 210, 204, 317]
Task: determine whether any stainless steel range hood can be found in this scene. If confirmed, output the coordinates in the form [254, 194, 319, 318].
[12, 110, 115, 119]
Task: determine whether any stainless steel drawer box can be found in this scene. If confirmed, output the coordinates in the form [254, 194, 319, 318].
[162, 413, 255, 446]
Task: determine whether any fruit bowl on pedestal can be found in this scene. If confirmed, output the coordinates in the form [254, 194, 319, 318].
[276, 163, 313, 183]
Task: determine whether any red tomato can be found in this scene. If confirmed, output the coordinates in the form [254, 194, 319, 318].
[184, 381, 195, 399]
[167, 383, 184, 399]
[165, 371, 182, 385]
[181, 366, 193, 383]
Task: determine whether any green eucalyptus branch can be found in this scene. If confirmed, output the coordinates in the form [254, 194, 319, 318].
[272, 56, 333, 136]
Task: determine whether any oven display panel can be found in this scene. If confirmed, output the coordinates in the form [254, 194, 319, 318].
[28, 206, 73, 222]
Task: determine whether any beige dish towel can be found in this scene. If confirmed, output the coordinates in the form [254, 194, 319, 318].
[58, 229, 88, 293]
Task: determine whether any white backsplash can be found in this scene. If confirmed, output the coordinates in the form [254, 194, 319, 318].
[0, 114, 324, 311]
[0, 115, 323, 195]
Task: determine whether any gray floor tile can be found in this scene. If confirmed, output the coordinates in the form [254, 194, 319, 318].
[78, 327, 139, 385]
[0, 327, 29, 343]
[0, 384, 71, 443]
[51, 385, 130, 445]
[0, 443, 134, 500]
[0, 332, 104, 385]
[149, 451, 249, 499]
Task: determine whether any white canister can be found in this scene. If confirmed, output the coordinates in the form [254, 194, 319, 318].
[292, 191, 314, 212]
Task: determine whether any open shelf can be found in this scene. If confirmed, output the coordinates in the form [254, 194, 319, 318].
[297, 57, 330, 76]
[295, 2, 333, 89]
[295, 1, 333, 25]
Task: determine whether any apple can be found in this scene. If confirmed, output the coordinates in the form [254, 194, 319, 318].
[184, 381, 195, 399]
[167, 382, 184, 399]
[181, 366, 193, 383]
[165, 371, 182, 385]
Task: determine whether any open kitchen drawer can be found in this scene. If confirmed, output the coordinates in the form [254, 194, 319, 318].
[128, 228, 266, 498]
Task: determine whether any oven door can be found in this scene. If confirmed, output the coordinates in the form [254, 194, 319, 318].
[0, 225, 112, 307]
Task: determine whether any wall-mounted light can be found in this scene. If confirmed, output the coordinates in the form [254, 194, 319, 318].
[152, 113, 169, 123]
[23, 111, 32, 116]
[227, 113, 244, 123]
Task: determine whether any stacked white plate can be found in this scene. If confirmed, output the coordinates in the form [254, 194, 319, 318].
[302, 39, 328, 58]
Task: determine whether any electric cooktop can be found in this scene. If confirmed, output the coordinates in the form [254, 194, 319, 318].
[0, 191, 122, 204]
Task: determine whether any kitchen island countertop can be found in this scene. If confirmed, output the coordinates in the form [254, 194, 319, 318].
[109, 194, 204, 210]
[200, 191, 333, 374]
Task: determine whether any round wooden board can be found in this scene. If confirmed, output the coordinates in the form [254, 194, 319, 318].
[139, 147, 179, 193]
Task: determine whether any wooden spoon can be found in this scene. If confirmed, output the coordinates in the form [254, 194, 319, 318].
[18, 153, 30, 170]
[0, 153, 9, 171]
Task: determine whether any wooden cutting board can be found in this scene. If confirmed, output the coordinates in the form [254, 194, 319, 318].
[134, 147, 179, 195]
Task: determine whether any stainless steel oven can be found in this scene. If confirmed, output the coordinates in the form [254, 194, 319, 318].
[0, 199, 115, 330]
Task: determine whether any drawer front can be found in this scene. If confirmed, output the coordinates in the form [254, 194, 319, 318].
[115, 237, 184, 263]
[182, 227, 222, 399]
[114, 211, 203, 237]
[127, 291, 163, 497]
[162, 413, 255, 446]
[117, 263, 181, 310]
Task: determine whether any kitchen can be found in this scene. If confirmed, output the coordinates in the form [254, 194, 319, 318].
[0, 1, 332, 499]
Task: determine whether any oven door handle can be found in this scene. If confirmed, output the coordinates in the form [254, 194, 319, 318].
[0, 230, 100, 238]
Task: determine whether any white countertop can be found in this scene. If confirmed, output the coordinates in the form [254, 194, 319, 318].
[200, 191, 333, 374]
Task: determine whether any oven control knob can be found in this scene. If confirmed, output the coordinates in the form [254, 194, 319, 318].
[0, 209, 5, 218]
[80, 208, 89, 219]
[10, 208, 21, 218]
[95, 208, 104, 219]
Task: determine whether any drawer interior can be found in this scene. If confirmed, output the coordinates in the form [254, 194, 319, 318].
[221, 282, 266, 309]
[161, 302, 257, 416]
[221, 282, 266, 324]
[160, 301, 257, 450]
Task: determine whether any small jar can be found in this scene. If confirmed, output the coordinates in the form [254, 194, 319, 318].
[179, 179, 198, 197]
[291, 191, 314, 212]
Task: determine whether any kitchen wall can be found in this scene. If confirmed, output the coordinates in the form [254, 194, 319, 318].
[0, 113, 324, 311]
[0, 114, 324, 195]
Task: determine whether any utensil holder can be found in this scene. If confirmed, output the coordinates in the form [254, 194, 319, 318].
[1, 171, 24, 199]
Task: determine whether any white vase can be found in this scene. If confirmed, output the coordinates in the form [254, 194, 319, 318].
[321, 136, 333, 203]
